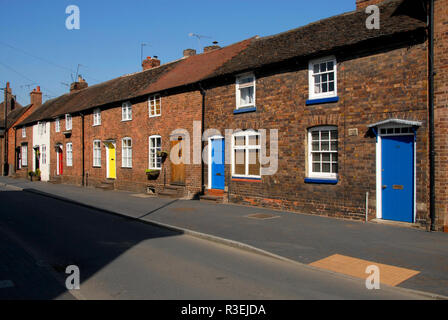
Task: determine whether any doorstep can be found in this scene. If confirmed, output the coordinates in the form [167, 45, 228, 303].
[370, 218, 420, 229]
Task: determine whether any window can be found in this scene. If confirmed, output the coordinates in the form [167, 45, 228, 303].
[65, 114, 72, 130]
[21, 145, 27, 167]
[236, 73, 256, 109]
[148, 95, 161, 117]
[149, 135, 162, 169]
[66, 142, 73, 166]
[308, 126, 338, 179]
[93, 140, 101, 167]
[122, 102, 132, 121]
[55, 118, 60, 132]
[93, 108, 101, 126]
[22, 127, 26, 138]
[41, 145, 47, 165]
[122, 137, 132, 168]
[232, 130, 261, 178]
[38, 121, 46, 136]
[309, 57, 337, 100]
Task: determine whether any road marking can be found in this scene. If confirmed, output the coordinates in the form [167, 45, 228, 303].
[0, 280, 15, 289]
[309, 254, 420, 286]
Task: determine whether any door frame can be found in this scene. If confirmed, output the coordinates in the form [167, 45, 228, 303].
[375, 125, 416, 222]
[208, 135, 224, 189]
[56, 144, 63, 175]
[104, 140, 116, 179]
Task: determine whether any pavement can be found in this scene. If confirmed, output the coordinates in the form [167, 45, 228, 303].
[1, 176, 447, 298]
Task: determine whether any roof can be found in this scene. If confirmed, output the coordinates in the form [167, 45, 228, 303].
[6, 104, 32, 129]
[0, 100, 25, 129]
[208, 0, 427, 78]
[16, 0, 426, 127]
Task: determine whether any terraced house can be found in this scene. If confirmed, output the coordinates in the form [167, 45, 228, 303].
[11, 0, 448, 231]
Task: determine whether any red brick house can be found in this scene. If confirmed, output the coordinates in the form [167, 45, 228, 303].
[199, 0, 447, 230]
[15, 39, 252, 198]
[0, 83, 43, 177]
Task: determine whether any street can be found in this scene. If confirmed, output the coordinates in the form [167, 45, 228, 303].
[0, 184, 430, 300]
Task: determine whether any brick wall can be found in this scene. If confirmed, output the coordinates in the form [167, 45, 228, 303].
[204, 40, 429, 225]
[49, 89, 203, 197]
[434, 0, 448, 230]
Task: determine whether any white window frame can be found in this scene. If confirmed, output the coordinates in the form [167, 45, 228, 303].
[21, 144, 28, 167]
[38, 121, 46, 136]
[236, 73, 256, 110]
[55, 118, 60, 132]
[66, 142, 73, 167]
[308, 56, 337, 100]
[22, 127, 26, 138]
[122, 102, 132, 121]
[93, 108, 101, 126]
[148, 95, 161, 118]
[93, 140, 101, 167]
[231, 130, 261, 179]
[149, 135, 162, 169]
[307, 126, 338, 179]
[65, 114, 72, 130]
[41, 145, 47, 165]
[121, 137, 132, 168]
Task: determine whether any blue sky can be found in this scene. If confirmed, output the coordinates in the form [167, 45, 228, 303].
[0, 0, 355, 105]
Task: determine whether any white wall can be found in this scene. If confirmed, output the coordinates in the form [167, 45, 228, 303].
[32, 122, 51, 181]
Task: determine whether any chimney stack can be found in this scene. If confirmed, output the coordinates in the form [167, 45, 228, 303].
[183, 49, 197, 58]
[142, 56, 161, 71]
[204, 42, 221, 53]
[356, 0, 384, 9]
[30, 86, 42, 107]
[4, 82, 15, 112]
[70, 75, 88, 92]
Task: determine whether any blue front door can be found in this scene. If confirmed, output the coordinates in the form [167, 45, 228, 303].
[382, 135, 414, 222]
[211, 138, 225, 190]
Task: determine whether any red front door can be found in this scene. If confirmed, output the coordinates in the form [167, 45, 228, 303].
[58, 150, 63, 175]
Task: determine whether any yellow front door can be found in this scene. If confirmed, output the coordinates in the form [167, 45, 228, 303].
[108, 144, 116, 179]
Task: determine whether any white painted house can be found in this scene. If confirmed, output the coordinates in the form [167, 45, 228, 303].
[32, 121, 51, 181]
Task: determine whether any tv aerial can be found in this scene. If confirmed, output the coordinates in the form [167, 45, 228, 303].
[188, 33, 212, 50]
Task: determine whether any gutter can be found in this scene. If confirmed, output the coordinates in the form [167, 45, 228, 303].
[428, 0, 436, 231]
[80, 113, 85, 186]
[198, 83, 206, 196]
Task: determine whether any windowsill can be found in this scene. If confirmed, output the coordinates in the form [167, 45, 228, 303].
[306, 96, 339, 106]
[121, 166, 133, 169]
[121, 119, 132, 122]
[149, 115, 161, 118]
[304, 177, 338, 184]
[234, 107, 256, 114]
[232, 176, 262, 182]
[93, 124, 101, 127]
[93, 166, 101, 168]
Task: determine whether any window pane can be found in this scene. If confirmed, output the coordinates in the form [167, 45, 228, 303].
[327, 61, 334, 71]
[329, 82, 335, 92]
[321, 141, 330, 151]
[322, 73, 327, 82]
[313, 64, 319, 74]
[314, 74, 321, 84]
[332, 163, 338, 173]
[322, 153, 331, 162]
[239, 76, 254, 85]
[311, 131, 319, 141]
[312, 153, 320, 162]
[240, 86, 254, 105]
[248, 135, 259, 146]
[331, 141, 338, 151]
[248, 149, 260, 176]
[312, 142, 320, 151]
[320, 63, 327, 72]
[321, 131, 329, 140]
[235, 136, 245, 146]
[313, 163, 320, 173]
[322, 163, 331, 173]
[234, 150, 246, 175]
[329, 73, 334, 81]
[322, 83, 328, 92]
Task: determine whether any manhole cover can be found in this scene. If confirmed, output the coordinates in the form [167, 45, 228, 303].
[171, 207, 196, 212]
[246, 213, 280, 220]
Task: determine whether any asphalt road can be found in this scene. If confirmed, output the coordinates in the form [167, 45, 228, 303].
[0, 184, 429, 299]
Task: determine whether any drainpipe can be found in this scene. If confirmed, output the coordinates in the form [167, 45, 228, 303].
[81, 113, 85, 186]
[428, 0, 436, 231]
[198, 82, 206, 196]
